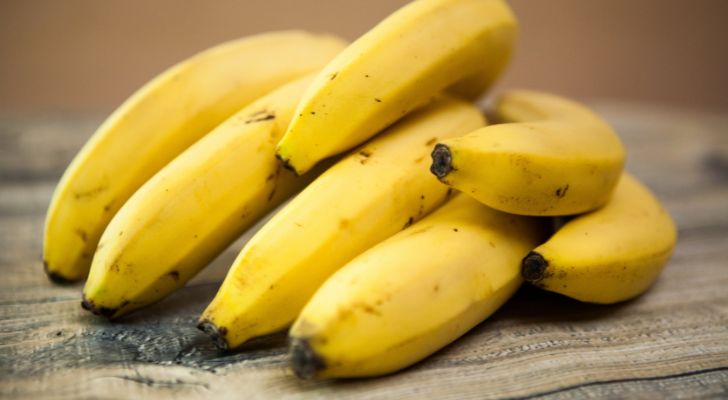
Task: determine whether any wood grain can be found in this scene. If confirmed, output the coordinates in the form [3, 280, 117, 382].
[1, 103, 727, 399]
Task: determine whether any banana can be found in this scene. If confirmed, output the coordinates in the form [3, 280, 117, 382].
[275, 0, 517, 174]
[43, 31, 346, 282]
[81, 76, 322, 319]
[289, 194, 544, 379]
[198, 96, 485, 350]
[430, 90, 626, 216]
[521, 173, 677, 304]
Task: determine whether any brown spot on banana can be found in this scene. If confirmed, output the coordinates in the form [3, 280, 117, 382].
[359, 150, 371, 165]
[245, 110, 275, 124]
[353, 302, 381, 316]
[555, 184, 570, 198]
[73, 185, 108, 200]
[74, 228, 88, 243]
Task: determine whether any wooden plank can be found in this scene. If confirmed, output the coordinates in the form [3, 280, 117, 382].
[1, 103, 727, 399]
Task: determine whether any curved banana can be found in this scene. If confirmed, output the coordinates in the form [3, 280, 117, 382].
[289, 194, 544, 379]
[198, 97, 485, 350]
[430, 90, 625, 216]
[276, 0, 517, 174]
[82, 76, 321, 319]
[521, 173, 677, 304]
[43, 31, 346, 282]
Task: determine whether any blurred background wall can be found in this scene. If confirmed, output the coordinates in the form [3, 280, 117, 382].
[1, 0, 727, 113]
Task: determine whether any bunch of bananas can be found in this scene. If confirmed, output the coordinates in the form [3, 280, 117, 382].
[44, 0, 677, 379]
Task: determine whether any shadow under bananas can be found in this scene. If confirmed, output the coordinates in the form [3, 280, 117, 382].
[65, 240, 639, 383]
[63, 242, 293, 375]
[48, 200, 306, 376]
[496, 283, 639, 323]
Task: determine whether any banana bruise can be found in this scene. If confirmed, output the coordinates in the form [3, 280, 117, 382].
[289, 194, 545, 379]
[276, 0, 517, 174]
[431, 89, 625, 216]
[521, 173, 677, 304]
[43, 31, 346, 282]
[82, 76, 321, 319]
[198, 96, 485, 350]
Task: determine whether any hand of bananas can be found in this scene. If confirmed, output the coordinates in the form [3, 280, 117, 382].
[44, 0, 677, 379]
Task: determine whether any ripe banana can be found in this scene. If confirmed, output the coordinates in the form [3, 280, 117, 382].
[198, 96, 485, 350]
[289, 194, 545, 379]
[43, 31, 346, 282]
[82, 76, 322, 319]
[521, 173, 677, 304]
[276, 0, 517, 174]
[430, 90, 626, 216]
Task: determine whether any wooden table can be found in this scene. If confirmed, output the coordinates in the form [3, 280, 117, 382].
[1, 102, 727, 399]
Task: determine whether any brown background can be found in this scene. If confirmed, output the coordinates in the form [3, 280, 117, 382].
[1, 0, 727, 113]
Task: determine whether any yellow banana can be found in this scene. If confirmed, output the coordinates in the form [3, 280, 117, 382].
[43, 31, 346, 282]
[431, 90, 626, 216]
[82, 76, 322, 319]
[199, 97, 485, 350]
[276, 0, 517, 174]
[289, 194, 544, 379]
[521, 173, 677, 304]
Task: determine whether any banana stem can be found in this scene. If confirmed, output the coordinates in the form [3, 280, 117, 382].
[430, 143, 454, 179]
[521, 251, 548, 282]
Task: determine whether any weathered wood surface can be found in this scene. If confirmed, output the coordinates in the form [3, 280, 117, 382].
[1, 103, 728, 399]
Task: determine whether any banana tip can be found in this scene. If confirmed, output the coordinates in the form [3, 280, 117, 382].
[430, 143, 453, 180]
[197, 320, 230, 351]
[275, 152, 301, 176]
[80, 295, 119, 320]
[289, 337, 325, 379]
[521, 251, 548, 282]
[43, 260, 76, 285]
